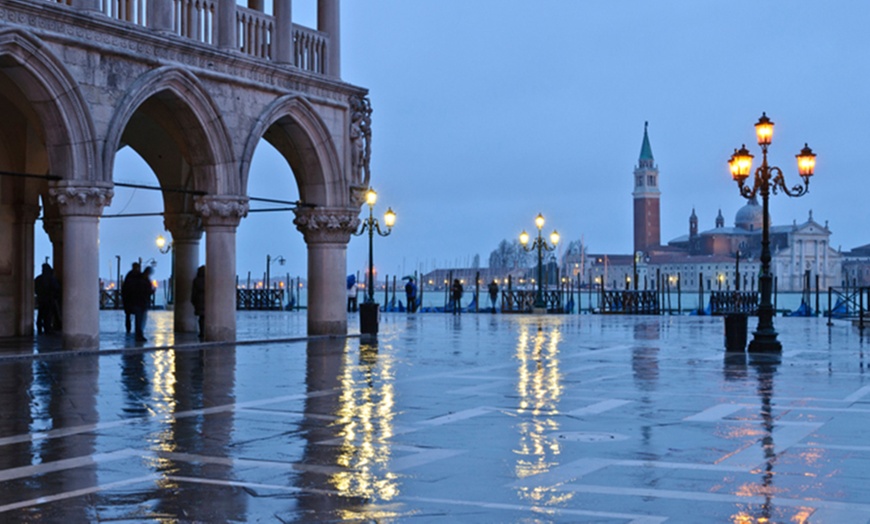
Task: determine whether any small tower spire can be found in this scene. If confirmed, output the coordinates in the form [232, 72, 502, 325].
[639, 121, 654, 167]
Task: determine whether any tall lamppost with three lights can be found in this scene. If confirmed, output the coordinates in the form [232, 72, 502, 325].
[520, 213, 559, 311]
[354, 188, 396, 335]
[728, 112, 816, 352]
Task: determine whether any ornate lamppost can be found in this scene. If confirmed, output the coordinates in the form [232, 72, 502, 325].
[519, 213, 559, 311]
[354, 188, 396, 335]
[728, 113, 816, 352]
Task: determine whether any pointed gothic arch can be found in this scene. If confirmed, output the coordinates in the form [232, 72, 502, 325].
[241, 95, 344, 207]
[0, 28, 98, 182]
[103, 66, 236, 196]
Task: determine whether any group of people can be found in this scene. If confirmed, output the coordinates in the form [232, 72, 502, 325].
[36, 260, 205, 342]
[121, 262, 155, 341]
[403, 277, 501, 314]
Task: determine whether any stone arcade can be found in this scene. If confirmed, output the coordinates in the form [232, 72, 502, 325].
[0, 0, 369, 347]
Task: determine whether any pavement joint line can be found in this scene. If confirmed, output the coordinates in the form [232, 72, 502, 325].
[165, 475, 668, 522]
[0, 448, 140, 482]
[557, 482, 870, 516]
[0, 474, 161, 514]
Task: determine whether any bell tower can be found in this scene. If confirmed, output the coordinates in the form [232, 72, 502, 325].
[633, 121, 661, 253]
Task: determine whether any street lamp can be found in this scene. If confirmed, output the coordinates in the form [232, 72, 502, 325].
[354, 188, 396, 335]
[266, 254, 286, 290]
[155, 234, 174, 304]
[728, 112, 816, 352]
[519, 213, 559, 310]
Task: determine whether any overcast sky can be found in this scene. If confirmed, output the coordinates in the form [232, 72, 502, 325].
[36, 1, 870, 285]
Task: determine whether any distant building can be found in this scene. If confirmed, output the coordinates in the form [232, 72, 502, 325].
[581, 123, 844, 293]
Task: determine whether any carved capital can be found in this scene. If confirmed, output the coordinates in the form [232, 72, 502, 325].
[194, 195, 249, 228]
[163, 212, 204, 241]
[49, 185, 113, 217]
[293, 207, 360, 244]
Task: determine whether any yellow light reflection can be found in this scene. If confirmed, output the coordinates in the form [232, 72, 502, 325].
[513, 320, 569, 507]
[331, 344, 398, 502]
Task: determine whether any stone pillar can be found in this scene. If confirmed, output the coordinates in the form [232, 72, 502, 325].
[49, 185, 113, 349]
[317, 0, 340, 78]
[274, 0, 294, 65]
[293, 207, 359, 335]
[72, 0, 101, 10]
[217, 0, 237, 50]
[148, 0, 173, 31]
[16, 205, 40, 336]
[195, 196, 248, 342]
[164, 213, 203, 333]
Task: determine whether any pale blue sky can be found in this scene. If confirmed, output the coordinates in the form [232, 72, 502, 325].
[36, 1, 870, 285]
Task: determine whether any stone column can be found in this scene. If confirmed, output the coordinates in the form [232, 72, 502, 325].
[274, 0, 294, 65]
[164, 213, 204, 334]
[217, 0, 237, 50]
[148, 0, 173, 31]
[49, 185, 113, 349]
[195, 196, 248, 342]
[72, 0, 100, 10]
[16, 205, 40, 336]
[317, 0, 340, 78]
[294, 207, 359, 335]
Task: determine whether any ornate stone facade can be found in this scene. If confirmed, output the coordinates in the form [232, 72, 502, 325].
[0, 0, 369, 345]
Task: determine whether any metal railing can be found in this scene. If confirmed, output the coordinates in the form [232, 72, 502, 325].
[600, 290, 659, 315]
[500, 290, 562, 313]
[236, 288, 285, 310]
[709, 291, 759, 315]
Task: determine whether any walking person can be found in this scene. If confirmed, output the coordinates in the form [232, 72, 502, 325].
[129, 266, 154, 342]
[34, 263, 60, 334]
[488, 279, 499, 313]
[450, 278, 464, 315]
[404, 277, 418, 313]
[121, 262, 141, 334]
[191, 265, 206, 340]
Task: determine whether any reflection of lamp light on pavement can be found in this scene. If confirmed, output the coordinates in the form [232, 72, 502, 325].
[519, 213, 559, 311]
[728, 113, 816, 353]
[353, 188, 396, 336]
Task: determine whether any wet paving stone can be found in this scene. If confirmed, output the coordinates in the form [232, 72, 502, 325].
[0, 312, 869, 521]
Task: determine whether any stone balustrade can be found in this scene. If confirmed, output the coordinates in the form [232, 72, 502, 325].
[46, 0, 330, 74]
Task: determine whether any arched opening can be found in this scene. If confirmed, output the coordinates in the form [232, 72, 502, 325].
[104, 75, 229, 342]
[237, 140, 306, 325]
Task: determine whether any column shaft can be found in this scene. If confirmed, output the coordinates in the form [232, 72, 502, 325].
[173, 239, 200, 333]
[195, 196, 248, 342]
[307, 242, 348, 334]
[218, 0, 237, 50]
[50, 185, 112, 350]
[274, 0, 293, 64]
[293, 207, 359, 336]
[204, 225, 236, 341]
[148, 0, 173, 31]
[61, 215, 101, 348]
[317, 0, 340, 77]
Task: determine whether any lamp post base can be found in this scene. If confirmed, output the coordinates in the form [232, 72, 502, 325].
[359, 302, 380, 336]
[748, 330, 782, 353]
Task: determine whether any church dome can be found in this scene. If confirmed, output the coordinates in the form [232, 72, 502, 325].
[735, 197, 765, 231]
